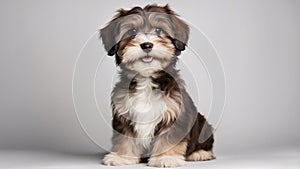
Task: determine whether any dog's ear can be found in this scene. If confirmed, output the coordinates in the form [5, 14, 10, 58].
[100, 9, 126, 56]
[164, 5, 189, 52]
[100, 20, 118, 56]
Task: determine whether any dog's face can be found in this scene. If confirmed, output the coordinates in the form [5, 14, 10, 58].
[100, 5, 189, 76]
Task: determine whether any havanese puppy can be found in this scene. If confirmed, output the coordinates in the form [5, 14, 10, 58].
[100, 4, 215, 167]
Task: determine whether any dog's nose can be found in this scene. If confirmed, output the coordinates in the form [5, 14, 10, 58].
[140, 42, 153, 52]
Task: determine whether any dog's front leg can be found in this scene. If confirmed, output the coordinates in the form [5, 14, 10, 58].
[102, 132, 140, 166]
[148, 136, 187, 168]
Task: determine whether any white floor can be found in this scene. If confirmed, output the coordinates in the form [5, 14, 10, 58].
[0, 148, 299, 169]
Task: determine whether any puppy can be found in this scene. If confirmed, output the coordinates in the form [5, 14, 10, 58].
[100, 4, 215, 167]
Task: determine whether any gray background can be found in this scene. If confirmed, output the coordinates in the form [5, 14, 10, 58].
[0, 0, 300, 157]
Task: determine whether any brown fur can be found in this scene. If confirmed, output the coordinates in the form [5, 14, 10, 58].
[100, 4, 215, 167]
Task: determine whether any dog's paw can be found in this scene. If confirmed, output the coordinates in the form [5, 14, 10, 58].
[148, 155, 185, 168]
[102, 152, 139, 166]
[186, 150, 215, 161]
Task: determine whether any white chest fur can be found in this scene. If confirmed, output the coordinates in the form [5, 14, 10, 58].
[128, 77, 166, 148]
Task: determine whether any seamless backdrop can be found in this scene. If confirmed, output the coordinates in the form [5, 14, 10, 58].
[0, 0, 300, 156]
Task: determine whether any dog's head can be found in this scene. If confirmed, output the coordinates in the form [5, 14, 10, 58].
[100, 4, 189, 76]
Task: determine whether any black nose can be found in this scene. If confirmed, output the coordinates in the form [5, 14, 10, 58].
[140, 42, 153, 52]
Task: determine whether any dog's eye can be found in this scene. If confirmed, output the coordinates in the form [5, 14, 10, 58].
[155, 27, 162, 35]
[127, 28, 137, 36]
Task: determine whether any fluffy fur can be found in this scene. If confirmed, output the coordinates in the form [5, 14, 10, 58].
[100, 4, 215, 167]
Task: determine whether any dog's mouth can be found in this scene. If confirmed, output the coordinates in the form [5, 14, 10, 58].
[141, 55, 153, 63]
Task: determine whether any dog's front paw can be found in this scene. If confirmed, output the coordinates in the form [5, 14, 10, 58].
[102, 152, 139, 166]
[186, 150, 215, 161]
[148, 155, 185, 168]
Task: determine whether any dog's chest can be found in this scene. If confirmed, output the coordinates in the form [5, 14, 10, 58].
[129, 77, 166, 148]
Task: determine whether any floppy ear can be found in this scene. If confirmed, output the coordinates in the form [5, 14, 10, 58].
[100, 21, 118, 56]
[164, 5, 189, 52]
[100, 10, 125, 56]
